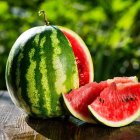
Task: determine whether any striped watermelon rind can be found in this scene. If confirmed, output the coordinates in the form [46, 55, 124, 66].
[6, 25, 79, 118]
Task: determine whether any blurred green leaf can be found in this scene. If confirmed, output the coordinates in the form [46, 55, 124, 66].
[112, 0, 132, 12]
[81, 7, 107, 22]
[117, 1, 140, 30]
[0, 1, 8, 15]
[1, 0, 140, 89]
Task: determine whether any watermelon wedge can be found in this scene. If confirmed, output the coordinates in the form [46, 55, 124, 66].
[63, 76, 138, 123]
[63, 82, 107, 123]
[88, 82, 140, 127]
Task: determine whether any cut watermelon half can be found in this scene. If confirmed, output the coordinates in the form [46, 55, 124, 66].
[60, 27, 94, 86]
[63, 76, 138, 123]
[88, 82, 140, 127]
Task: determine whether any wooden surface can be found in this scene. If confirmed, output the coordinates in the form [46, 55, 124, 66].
[1, 91, 140, 140]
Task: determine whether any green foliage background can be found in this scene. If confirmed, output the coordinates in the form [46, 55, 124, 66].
[1, 0, 140, 89]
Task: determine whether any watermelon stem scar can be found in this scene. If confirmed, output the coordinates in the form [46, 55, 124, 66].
[38, 10, 50, 26]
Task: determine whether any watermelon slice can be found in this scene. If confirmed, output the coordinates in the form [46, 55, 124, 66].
[63, 82, 107, 123]
[88, 82, 140, 127]
[60, 27, 94, 86]
[63, 76, 138, 123]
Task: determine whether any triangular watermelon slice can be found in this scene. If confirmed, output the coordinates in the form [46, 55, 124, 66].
[63, 76, 138, 123]
[88, 82, 140, 127]
[63, 82, 107, 123]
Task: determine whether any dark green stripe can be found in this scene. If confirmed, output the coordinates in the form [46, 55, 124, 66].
[8, 45, 30, 111]
[19, 37, 35, 115]
[15, 47, 31, 113]
[33, 34, 49, 117]
[42, 28, 60, 116]
[10, 47, 20, 93]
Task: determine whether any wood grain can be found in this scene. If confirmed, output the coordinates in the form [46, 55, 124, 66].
[0, 91, 47, 140]
[1, 91, 140, 140]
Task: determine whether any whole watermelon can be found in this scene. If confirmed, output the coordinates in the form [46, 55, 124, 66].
[5, 25, 79, 118]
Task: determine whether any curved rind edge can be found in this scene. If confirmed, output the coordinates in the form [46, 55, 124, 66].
[88, 105, 140, 127]
[63, 94, 96, 123]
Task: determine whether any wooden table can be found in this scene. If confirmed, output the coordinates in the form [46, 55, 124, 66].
[1, 91, 140, 140]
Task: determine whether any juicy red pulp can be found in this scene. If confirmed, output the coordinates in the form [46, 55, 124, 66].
[63, 76, 137, 123]
[90, 83, 140, 121]
[62, 30, 91, 86]
[64, 82, 108, 119]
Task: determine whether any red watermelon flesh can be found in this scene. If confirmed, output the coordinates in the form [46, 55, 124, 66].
[60, 27, 93, 86]
[63, 77, 137, 123]
[63, 82, 107, 123]
[88, 82, 140, 127]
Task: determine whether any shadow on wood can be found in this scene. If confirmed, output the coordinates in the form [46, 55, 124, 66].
[26, 116, 140, 140]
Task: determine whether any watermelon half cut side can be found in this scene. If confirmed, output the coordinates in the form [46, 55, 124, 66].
[63, 76, 138, 123]
[88, 82, 140, 127]
[60, 27, 94, 86]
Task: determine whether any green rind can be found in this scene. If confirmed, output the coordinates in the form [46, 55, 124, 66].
[62, 94, 96, 123]
[6, 25, 79, 117]
[88, 105, 140, 127]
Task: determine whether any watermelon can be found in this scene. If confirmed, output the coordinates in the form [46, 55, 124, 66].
[63, 82, 107, 123]
[88, 82, 140, 127]
[5, 25, 93, 118]
[63, 77, 138, 123]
